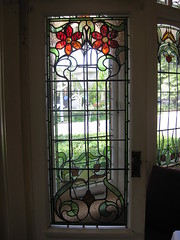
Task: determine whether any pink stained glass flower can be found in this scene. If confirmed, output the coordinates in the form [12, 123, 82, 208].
[56, 25, 82, 55]
[92, 24, 119, 54]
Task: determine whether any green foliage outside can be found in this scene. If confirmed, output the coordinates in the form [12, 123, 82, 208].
[57, 132, 110, 169]
[157, 57, 180, 112]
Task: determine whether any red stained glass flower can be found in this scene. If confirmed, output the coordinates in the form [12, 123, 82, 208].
[92, 24, 119, 54]
[56, 25, 82, 55]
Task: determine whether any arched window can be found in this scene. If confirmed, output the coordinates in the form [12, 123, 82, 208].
[46, 15, 130, 226]
[157, 24, 180, 165]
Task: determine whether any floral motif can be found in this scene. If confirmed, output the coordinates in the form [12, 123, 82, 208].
[163, 52, 174, 63]
[56, 25, 82, 55]
[92, 24, 119, 54]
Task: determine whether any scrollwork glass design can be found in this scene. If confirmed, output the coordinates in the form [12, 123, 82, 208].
[46, 16, 130, 226]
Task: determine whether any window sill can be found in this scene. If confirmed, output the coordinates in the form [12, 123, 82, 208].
[44, 226, 138, 239]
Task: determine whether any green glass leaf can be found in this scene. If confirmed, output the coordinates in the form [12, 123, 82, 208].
[58, 152, 67, 162]
[169, 43, 179, 60]
[67, 210, 77, 217]
[171, 135, 178, 157]
[61, 169, 69, 180]
[99, 202, 111, 217]
[100, 161, 106, 168]
[99, 201, 117, 217]
[104, 178, 124, 206]
[103, 146, 110, 156]
[79, 20, 94, 33]
[49, 23, 66, 33]
[87, 27, 92, 42]
[79, 21, 86, 32]
[59, 200, 79, 217]
[88, 152, 99, 159]
[67, 202, 79, 216]
[98, 55, 114, 71]
[74, 152, 86, 162]
[176, 30, 180, 44]
[54, 182, 73, 209]
[87, 20, 94, 32]
[98, 56, 107, 71]
[115, 46, 125, 64]
[106, 21, 124, 32]
[50, 47, 59, 62]
[160, 135, 164, 153]
[58, 181, 72, 196]
[157, 27, 162, 44]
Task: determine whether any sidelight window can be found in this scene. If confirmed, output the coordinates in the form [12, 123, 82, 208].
[157, 24, 180, 166]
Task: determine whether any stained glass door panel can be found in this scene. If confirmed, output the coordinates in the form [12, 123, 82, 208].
[46, 16, 130, 226]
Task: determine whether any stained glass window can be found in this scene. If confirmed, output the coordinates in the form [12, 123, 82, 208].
[46, 16, 130, 226]
[172, 0, 180, 8]
[157, 0, 180, 9]
[157, 24, 180, 166]
[157, 0, 168, 5]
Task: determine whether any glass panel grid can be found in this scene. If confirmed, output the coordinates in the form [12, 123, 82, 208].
[46, 15, 130, 226]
